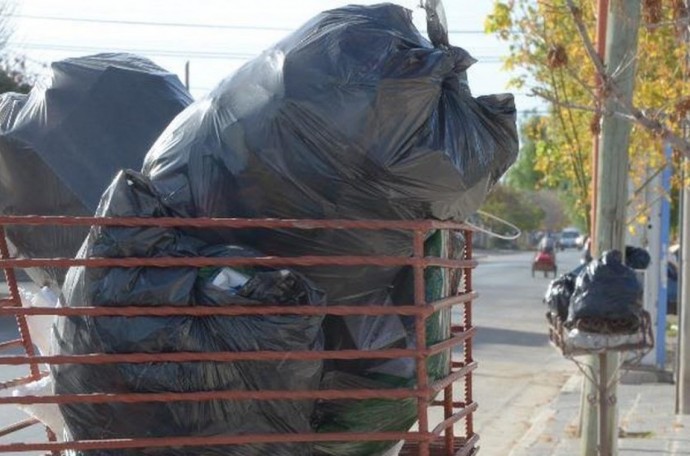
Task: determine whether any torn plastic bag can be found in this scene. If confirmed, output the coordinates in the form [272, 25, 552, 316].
[566, 250, 643, 334]
[0, 53, 192, 287]
[54, 170, 325, 456]
[313, 230, 460, 456]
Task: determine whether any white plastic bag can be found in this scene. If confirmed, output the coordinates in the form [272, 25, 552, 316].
[18, 285, 60, 356]
[0, 376, 66, 440]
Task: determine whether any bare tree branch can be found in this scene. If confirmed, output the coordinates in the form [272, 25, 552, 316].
[564, 0, 607, 75]
[532, 88, 599, 113]
[564, 0, 690, 157]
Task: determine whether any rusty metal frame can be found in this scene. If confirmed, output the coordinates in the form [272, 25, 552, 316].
[0, 215, 479, 456]
[546, 311, 654, 358]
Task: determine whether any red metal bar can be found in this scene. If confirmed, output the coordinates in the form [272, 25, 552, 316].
[462, 231, 475, 440]
[0, 419, 39, 439]
[0, 386, 424, 406]
[445, 386, 455, 456]
[590, 0, 609, 245]
[413, 229, 430, 456]
[0, 294, 477, 318]
[429, 291, 478, 314]
[45, 427, 59, 456]
[428, 328, 477, 357]
[0, 375, 41, 391]
[0, 430, 430, 453]
[430, 362, 479, 396]
[0, 338, 23, 351]
[454, 434, 480, 456]
[0, 303, 430, 318]
[0, 298, 14, 306]
[431, 402, 479, 437]
[0, 215, 471, 231]
[0, 347, 422, 365]
[431, 400, 467, 408]
[0, 227, 40, 380]
[0, 255, 474, 270]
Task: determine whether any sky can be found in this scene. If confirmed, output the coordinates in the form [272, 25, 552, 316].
[4, 0, 542, 114]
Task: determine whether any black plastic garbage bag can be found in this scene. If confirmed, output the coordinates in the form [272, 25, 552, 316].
[142, 3, 517, 305]
[566, 250, 643, 334]
[544, 272, 578, 322]
[54, 170, 325, 456]
[625, 245, 651, 270]
[140, 5, 513, 453]
[0, 53, 192, 287]
[142, 0, 514, 395]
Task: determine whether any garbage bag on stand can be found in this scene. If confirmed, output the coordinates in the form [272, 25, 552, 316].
[566, 250, 643, 334]
[54, 170, 325, 456]
[0, 53, 192, 287]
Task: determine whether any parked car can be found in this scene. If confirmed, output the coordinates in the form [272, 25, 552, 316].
[575, 234, 588, 249]
[559, 228, 581, 250]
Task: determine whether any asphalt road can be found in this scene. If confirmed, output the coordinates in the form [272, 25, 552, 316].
[468, 248, 582, 455]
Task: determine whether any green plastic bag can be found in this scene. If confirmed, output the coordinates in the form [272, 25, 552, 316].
[314, 230, 464, 455]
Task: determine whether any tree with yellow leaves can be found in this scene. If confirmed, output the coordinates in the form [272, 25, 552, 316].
[486, 0, 690, 233]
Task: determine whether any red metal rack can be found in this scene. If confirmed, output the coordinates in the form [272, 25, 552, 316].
[0, 216, 479, 456]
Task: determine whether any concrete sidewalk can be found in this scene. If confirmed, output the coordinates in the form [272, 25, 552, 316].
[509, 367, 690, 455]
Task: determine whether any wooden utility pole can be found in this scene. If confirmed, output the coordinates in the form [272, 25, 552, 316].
[581, 1, 641, 454]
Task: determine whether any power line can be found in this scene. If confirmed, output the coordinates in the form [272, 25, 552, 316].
[14, 41, 506, 62]
[15, 42, 259, 60]
[4, 13, 296, 32]
[3, 13, 493, 35]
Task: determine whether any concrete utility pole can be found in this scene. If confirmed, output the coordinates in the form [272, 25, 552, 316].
[677, 0, 690, 416]
[581, 1, 641, 454]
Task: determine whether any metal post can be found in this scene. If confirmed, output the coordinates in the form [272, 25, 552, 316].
[463, 231, 474, 441]
[655, 145, 672, 369]
[0, 227, 39, 380]
[590, 0, 609, 241]
[598, 353, 611, 456]
[413, 230, 430, 456]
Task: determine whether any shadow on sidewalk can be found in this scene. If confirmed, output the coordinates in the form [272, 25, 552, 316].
[474, 326, 550, 348]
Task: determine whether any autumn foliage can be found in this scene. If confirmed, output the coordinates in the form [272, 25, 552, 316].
[486, 0, 690, 232]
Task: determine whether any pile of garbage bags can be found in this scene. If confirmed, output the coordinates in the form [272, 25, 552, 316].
[0, 53, 192, 288]
[6, 3, 518, 455]
[55, 170, 326, 456]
